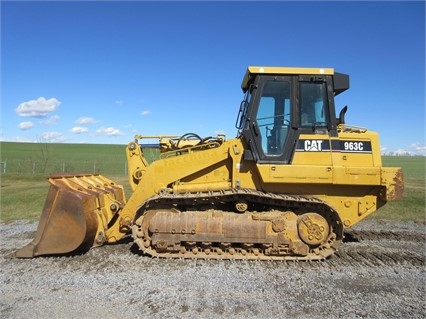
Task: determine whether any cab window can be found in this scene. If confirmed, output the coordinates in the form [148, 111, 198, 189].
[256, 81, 291, 155]
[299, 82, 329, 127]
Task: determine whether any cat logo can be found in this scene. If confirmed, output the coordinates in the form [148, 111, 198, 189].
[304, 140, 324, 151]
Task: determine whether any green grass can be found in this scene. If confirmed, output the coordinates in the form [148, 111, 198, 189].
[0, 141, 159, 175]
[0, 142, 424, 223]
[1, 174, 48, 221]
[0, 141, 157, 221]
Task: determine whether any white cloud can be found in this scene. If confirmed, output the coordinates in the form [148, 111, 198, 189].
[382, 143, 426, 156]
[40, 131, 65, 143]
[96, 127, 125, 136]
[409, 143, 426, 154]
[76, 116, 98, 124]
[70, 126, 89, 134]
[18, 121, 35, 130]
[141, 110, 151, 116]
[115, 100, 124, 105]
[12, 136, 36, 143]
[16, 97, 61, 117]
[393, 149, 409, 155]
[42, 115, 60, 125]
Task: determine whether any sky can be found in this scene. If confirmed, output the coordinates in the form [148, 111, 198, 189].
[1, 1, 425, 155]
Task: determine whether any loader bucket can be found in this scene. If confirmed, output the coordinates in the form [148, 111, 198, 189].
[10, 174, 126, 258]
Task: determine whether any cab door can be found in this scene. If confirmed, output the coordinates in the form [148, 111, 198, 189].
[242, 75, 295, 164]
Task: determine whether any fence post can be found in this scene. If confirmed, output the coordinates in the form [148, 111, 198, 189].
[93, 160, 96, 174]
[32, 161, 35, 174]
[0, 160, 6, 173]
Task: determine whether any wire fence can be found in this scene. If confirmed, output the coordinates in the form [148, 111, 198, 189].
[0, 159, 128, 176]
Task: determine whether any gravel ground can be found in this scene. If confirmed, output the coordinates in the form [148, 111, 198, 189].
[1, 219, 425, 319]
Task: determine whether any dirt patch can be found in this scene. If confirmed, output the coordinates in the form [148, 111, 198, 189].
[1, 219, 425, 319]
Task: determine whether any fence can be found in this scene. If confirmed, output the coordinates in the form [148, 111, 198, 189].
[0, 159, 129, 176]
[0, 146, 161, 176]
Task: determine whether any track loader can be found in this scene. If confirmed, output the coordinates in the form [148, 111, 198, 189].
[11, 66, 404, 260]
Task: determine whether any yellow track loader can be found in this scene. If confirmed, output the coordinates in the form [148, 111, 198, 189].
[11, 66, 403, 260]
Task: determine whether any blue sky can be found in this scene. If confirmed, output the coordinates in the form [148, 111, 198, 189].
[1, 1, 425, 155]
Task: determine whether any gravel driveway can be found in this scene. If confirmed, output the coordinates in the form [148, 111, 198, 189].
[1, 219, 425, 319]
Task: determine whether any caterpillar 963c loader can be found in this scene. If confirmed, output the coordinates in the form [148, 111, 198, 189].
[12, 66, 404, 260]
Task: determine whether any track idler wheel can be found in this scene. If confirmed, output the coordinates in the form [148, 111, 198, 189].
[297, 213, 330, 246]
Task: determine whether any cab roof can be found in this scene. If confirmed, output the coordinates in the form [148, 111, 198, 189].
[241, 66, 348, 95]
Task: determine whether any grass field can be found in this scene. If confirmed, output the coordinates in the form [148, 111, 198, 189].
[0, 141, 158, 175]
[0, 142, 424, 223]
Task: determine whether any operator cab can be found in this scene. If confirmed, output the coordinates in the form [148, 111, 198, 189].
[236, 66, 349, 164]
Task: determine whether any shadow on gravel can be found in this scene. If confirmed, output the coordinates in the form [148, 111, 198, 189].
[130, 242, 147, 256]
[343, 230, 360, 243]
